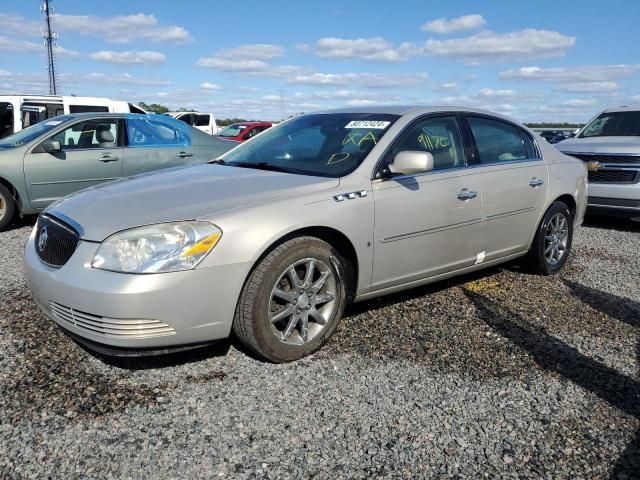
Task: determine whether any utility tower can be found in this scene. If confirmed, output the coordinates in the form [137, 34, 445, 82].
[41, 0, 59, 95]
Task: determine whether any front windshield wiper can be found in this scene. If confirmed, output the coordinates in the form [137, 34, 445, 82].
[232, 162, 295, 174]
[208, 158, 227, 165]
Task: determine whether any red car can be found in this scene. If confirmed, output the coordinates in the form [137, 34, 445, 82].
[215, 121, 272, 142]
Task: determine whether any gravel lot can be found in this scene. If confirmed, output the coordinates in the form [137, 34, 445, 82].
[1, 215, 638, 479]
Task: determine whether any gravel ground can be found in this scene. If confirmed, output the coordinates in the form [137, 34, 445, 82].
[0, 215, 638, 479]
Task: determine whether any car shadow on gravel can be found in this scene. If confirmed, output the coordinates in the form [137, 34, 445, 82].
[582, 214, 640, 233]
[3, 214, 37, 232]
[462, 284, 640, 479]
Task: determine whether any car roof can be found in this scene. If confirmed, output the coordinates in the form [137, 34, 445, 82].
[602, 105, 640, 113]
[51, 112, 167, 120]
[312, 105, 526, 125]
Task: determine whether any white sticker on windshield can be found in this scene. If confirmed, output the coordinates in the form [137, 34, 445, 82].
[44, 120, 63, 126]
[345, 120, 390, 129]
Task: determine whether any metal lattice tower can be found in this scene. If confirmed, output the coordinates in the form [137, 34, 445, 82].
[41, 0, 59, 95]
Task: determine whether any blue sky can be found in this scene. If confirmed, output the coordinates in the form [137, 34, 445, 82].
[1, 0, 638, 122]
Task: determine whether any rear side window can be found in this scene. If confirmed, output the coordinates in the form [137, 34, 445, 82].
[69, 105, 110, 114]
[126, 116, 192, 147]
[195, 114, 210, 127]
[467, 117, 530, 164]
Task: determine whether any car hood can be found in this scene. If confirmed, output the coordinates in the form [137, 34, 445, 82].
[557, 136, 640, 154]
[48, 164, 339, 241]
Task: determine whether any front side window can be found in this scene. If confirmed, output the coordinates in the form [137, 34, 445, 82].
[126, 116, 191, 148]
[580, 111, 640, 137]
[50, 119, 119, 150]
[69, 105, 110, 114]
[385, 115, 465, 171]
[222, 113, 399, 177]
[467, 117, 528, 164]
[195, 114, 210, 127]
[0, 102, 14, 140]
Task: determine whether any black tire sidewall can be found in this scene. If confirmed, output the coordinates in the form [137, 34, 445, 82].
[534, 202, 573, 275]
[0, 184, 15, 230]
[246, 238, 347, 362]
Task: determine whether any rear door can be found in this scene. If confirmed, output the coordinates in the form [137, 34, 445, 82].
[24, 117, 124, 209]
[122, 116, 196, 176]
[463, 115, 548, 260]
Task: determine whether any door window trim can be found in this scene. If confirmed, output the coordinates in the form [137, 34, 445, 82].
[372, 112, 472, 181]
[461, 113, 543, 168]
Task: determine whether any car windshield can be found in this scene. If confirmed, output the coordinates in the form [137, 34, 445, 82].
[0, 115, 73, 148]
[221, 113, 399, 177]
[218, 124, 248, 137]
[580, 111, 640, 137]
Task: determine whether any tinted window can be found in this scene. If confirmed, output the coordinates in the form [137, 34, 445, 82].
[223, 113, 398, 177]
[69, 105, 110, 114]
[177, 114, 195, 125]
[580, 111, 640, 137]
[218, 124, 247, 137]
[126, 116, 191, 147]
[386, 116, 465, 171]
[0, 102, 14, 139]
[468, 117, 527, 164]
[50, 119, 119, 150]
[195, 114, 210, 127]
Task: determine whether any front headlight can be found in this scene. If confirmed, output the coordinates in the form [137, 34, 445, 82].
[92, 221, 222, 274]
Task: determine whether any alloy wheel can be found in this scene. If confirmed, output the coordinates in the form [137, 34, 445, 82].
[268, 257, 337, 345]
[544, 213, 569, 265]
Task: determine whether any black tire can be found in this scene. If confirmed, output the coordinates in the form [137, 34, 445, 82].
[525, 201, 573, 275]
[233, 236, 347, 362]
[0, 184, 16, 231]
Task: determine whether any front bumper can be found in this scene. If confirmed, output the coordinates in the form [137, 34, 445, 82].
[587, 182, 640, 215]
[24, 227, 252, 350]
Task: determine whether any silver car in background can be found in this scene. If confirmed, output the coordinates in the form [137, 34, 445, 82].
[557, 106, 640, 217]
[24, 106, 587, 362]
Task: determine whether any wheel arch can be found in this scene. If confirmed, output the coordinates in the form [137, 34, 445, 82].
[250, 226, 360, 303]
[0, 176, 22, 213]
[552, 193, 577, 218]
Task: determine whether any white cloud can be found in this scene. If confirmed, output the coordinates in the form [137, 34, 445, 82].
[200, 82, 223, 91]
[56, 46, 81, 59]
[476, 88, 517, 98]
[561, 99, 598, 107]
[55, 13, 192, 44]
[557, 82, 620, 93]
[76, 72, 171, 86]
[216, 44, 284, 60]
[421, 14, 487, 34]
[89, 50, 166, 65]
[436, 82, 459, 92]
[314, 37, 418, 63]
[0, 14, 41, 37]
[196, 57, 270, 72]
[238, 86, 259, 92]
[286, 72, 428, 88]
[424, 29, 575, 62]
[0, 36, 41, 53]
[500, 65, 640, 82]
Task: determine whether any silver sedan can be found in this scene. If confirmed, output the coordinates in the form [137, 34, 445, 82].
[24, 106, 588, 362]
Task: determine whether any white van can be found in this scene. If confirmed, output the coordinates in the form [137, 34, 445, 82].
[170, 112, 219, 135]
[0, 95, 147, 139]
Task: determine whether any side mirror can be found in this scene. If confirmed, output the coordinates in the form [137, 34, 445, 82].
[388, 151, 434, 175]
[42, 139, 62, 153]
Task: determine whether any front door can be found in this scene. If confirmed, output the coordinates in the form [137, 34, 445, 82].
[371, 115, 483, 291]
[25, 118, 123, 209]
[464, 115, 549, 260]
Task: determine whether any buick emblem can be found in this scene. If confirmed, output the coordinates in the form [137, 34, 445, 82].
[38, 227, 49, 253]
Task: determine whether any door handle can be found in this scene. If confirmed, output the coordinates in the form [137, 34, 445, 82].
[177, 152, 194, 158]
[529, 178, 545, 187]
[456, 189, 478, 201]
[98, 155, 119, 162]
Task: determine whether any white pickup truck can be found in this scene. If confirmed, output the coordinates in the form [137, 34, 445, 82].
[170, 112, 219, 135]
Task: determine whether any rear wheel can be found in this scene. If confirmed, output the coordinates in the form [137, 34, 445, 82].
[0, 184, 16, 231]
[525, 201, 573, 275]
[233, 236, 347, 362]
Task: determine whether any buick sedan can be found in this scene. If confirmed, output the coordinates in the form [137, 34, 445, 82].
[24, 106, 588, 362]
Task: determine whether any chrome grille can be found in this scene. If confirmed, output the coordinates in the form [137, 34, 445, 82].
[588, 170, 639, 184]
[50, 302, 176, 339]
[35, 215, 80, 267]
[569, 153, 640, 165]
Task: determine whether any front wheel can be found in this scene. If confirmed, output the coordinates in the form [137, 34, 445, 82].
[233, 236, 347, 362]
[0, 184, 16, 231]
[525, 201, 573, 275]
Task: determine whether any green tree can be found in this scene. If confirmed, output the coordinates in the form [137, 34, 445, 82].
[138, 102, 169, 114]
